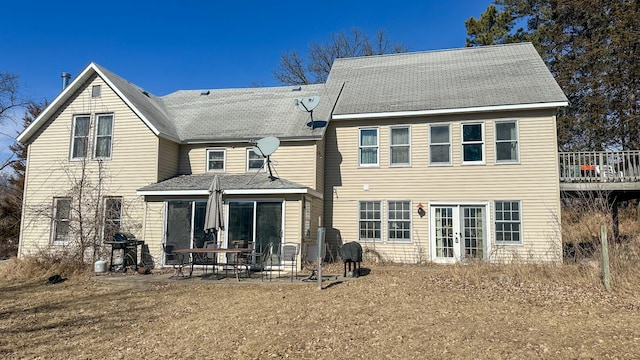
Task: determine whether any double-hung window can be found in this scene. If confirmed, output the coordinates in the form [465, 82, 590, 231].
[359, 201, 381, 241]
[388, 201, 411, 242]
[429, 124, 451, 165]
[462, 123, 485, 164]
[71, 115, 90, 159]
[94, 114, 113, 158]
[495, 121, 519, 163]
[52, 197, 71, 245]
[359, 128, 379, 167]
[247, 149, 265, 171]
[495, 200, 521, 244]
[390, 127, 410, 166]
[207, 149, 226, 171]
[103, 197, 122, 241]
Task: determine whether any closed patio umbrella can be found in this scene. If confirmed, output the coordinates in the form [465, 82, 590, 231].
[204, 175, 223, 237]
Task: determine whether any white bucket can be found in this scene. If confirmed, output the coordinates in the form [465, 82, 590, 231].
[94, 259, 107, 273]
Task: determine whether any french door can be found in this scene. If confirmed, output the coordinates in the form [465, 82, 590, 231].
[430, 204, 487, 263]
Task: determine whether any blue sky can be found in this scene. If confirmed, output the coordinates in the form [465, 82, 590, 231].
[0, 0, 493, 165]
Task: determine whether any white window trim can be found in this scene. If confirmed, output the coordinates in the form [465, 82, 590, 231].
[461, 122, 486, 165]
[494, 200, 523, 246]
[51, 197, 71, 246]
[359, 128, 379, 167]
[93, 113, 114, 159]
[494, 120, 520, 164]
[246, 148, 265, 172]
[206, 148, 226, 172]
[70, 114, 91, 161]
[387, 200, 412, 243]
[358, 200, 382, 242]
[389, 126, 411, 167]
[429, 123, 452, 166]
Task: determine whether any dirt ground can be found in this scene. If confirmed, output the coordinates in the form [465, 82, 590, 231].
[1, 262, 639, 359]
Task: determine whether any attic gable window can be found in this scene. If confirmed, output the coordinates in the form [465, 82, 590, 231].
[71, 115, 90, 159]
[94, 114, 113, 159]
[92, 85, 101, 98]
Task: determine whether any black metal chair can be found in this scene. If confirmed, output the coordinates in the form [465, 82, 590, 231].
[281, 243, 299, 282]
[162, 243, 185, 278]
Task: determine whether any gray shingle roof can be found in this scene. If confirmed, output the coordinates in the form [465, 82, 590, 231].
[326, 42, 567, 116]
[93, 64, 180, 141]
[137, 173, 313, 193]
[161, 84, 339, 142]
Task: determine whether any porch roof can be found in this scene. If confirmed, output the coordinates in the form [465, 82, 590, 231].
[137, 173, 322, 198]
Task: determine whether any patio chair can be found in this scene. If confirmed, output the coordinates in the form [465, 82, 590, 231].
[281, 243, 299, 282]
[260, 242, 277, 281]
[162, 243, 185, 278]
[198, 241, 218, 274]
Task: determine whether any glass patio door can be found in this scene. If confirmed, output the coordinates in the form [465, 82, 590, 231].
[431, 205, 486, 263]
[164, 200, 208, 265]
[227, 200, 282, 263]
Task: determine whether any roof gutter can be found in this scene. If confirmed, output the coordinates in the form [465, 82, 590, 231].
[332, 101, 569, 120]
[137, 187, 323, 198]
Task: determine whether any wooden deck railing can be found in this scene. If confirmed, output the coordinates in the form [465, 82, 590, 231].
[559, 151, 640, 183]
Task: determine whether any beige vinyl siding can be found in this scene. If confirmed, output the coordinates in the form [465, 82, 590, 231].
[157, 138, 179, 181]
[179, 141, 320, 189]
[18, 75, 160, 256]
[324, 110, 561, 264]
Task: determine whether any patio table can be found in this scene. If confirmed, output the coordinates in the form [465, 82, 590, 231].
[173, 247, 252, 280]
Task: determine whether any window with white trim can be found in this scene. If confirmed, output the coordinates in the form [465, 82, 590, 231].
[52, 197, 71, 245]
[495, 121, 519, 163]
[359, 128, 379, 167]
[429, 124, 451, 165]
[247, 149, 265, 171]
[94, 114, 113, 158]
[359, 201, 381, 241]
[495, 200, 521, 244]
[462, 123, 485, 164]
[388, 201, 411, 242]
[207, 149, 226, 171]
[390, 127, 410, 166]
[71, 115, 90, 159]
[103, 197, 122, 241]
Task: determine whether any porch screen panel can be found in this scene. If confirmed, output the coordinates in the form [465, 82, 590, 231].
[165, 201, 192, 262]
[256, 202, 282, 256]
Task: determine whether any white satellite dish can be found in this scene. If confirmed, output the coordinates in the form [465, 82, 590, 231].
[295, 96, 320, 112]
[253, 136, 280, 157]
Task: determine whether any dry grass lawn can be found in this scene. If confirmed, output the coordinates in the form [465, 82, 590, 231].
[1, 258, 640, 359]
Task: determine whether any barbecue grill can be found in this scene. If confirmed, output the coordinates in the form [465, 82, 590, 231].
[104, 233, 144, 272]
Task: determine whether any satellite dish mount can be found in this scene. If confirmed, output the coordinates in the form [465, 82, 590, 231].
[295, 96, 320, 127]
[252, 137, 280, 181]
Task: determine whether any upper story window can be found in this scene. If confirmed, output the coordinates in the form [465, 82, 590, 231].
[390, 126, 410, 166]
[103, 197, 122, 241]
[247, 149, 265, 171]
[94, 114, 113, 159]
[51, 197, 71, 245]
[461, 123, 485, 164]
[359, 128, 379, 167]
[71, 115, 90, 159]
[495, 200, 522, 245]
[429, 124, 451, 165]
[388, 200, 411, 242]
[207, 149, 226, 171]
[92, 85, 101, 98]
[495, 121, 519, 163]
[359, 201, 381, 242]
